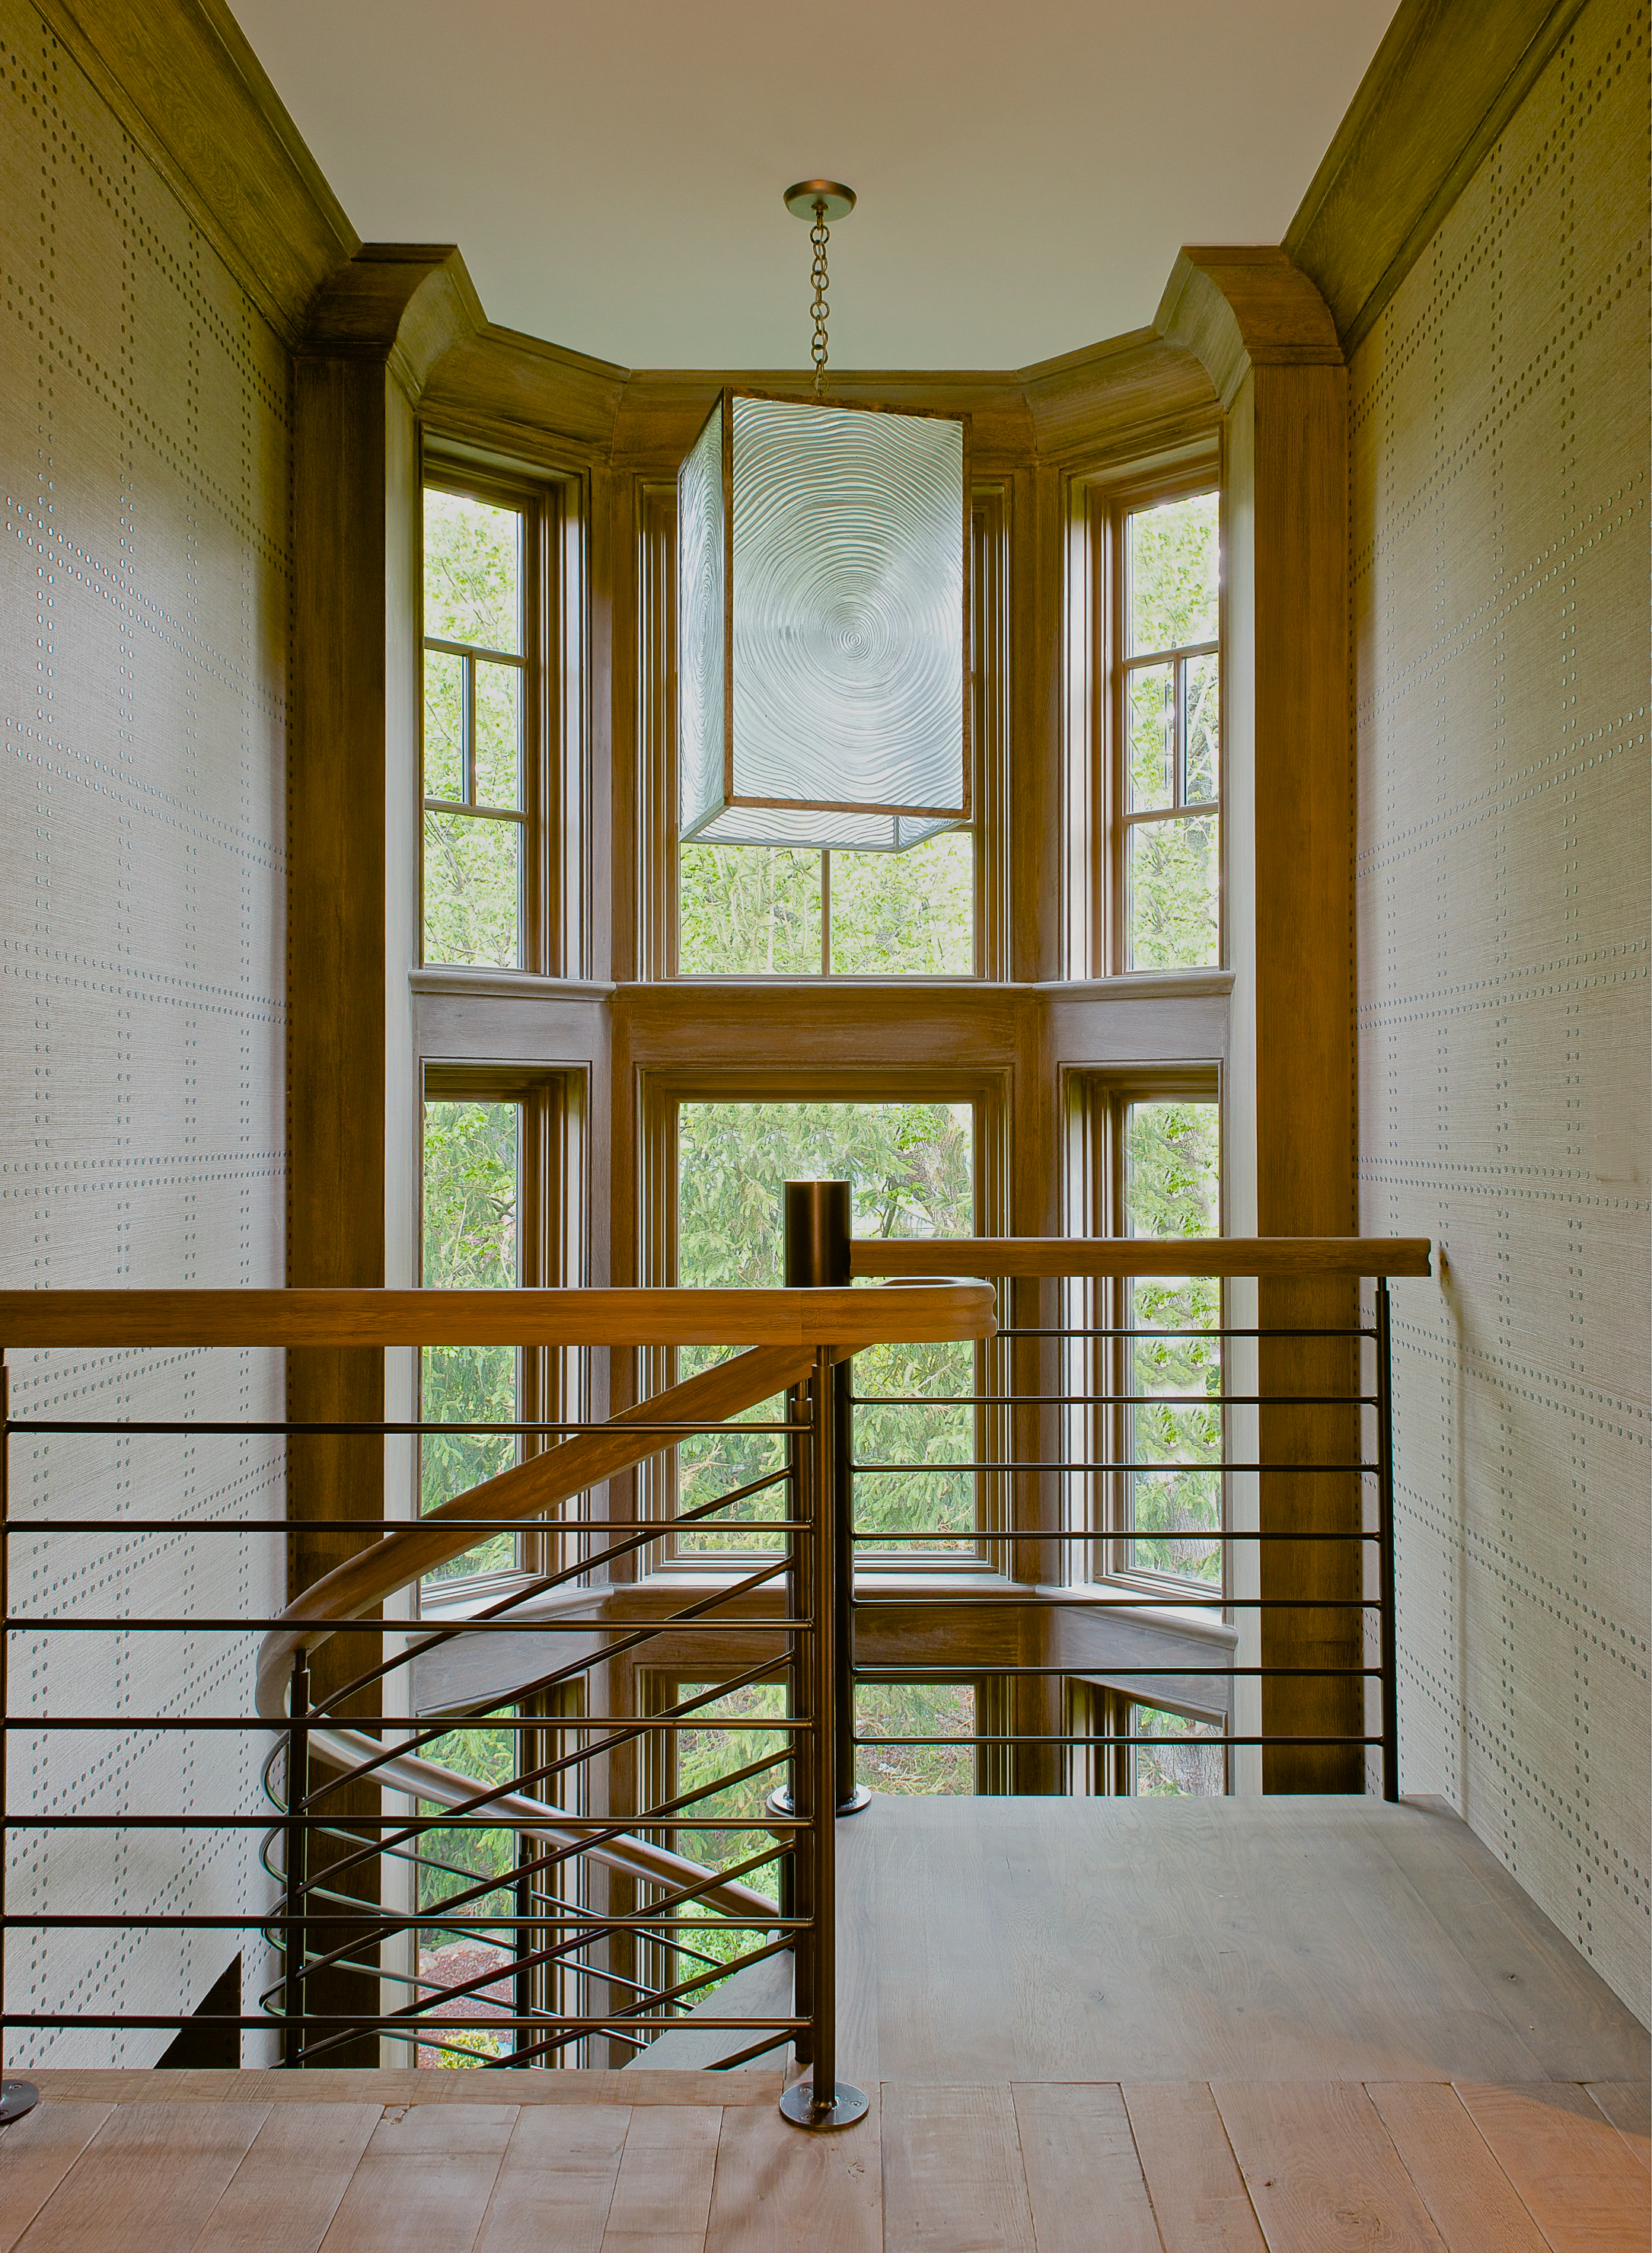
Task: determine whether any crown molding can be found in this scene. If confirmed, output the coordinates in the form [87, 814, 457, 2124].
[1155, 246, 1341, 409]
[30, 0, 358, 344]
[1284, 0, 1593, 353]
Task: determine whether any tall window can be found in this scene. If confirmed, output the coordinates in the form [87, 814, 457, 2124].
[665, 1098, 980, 1559]
[1074, 1081, 1222, 1587]
[1068, 1683, 1226, 1798]
[419, 1076, 573, 1586]
[1101, 482, 1221, 972]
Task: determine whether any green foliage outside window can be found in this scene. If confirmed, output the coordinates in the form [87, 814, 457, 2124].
[1122, 490, 1220, 970]
[1122, 1099, 1221, 1581]
[422, 1099, 520, 1580]
[422, 487, 526, 969]
[855, 1681, 977, 1794]
[675, 1102, 974, 1555]
[416, 1717, 519, 2066]
[678, 831, 973, 975]
[1129, 1700, 1225, 1796]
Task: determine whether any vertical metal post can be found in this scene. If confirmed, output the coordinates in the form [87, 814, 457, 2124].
[779, 1348, 866, 2130]
[1375, 1278, 1400, 1803]
[780, 1182, 868, 1817]
[0, 1354, 41, 2124]
[283, 1650, 311, 2064]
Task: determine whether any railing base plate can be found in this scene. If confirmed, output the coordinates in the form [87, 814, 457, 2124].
[780, 2078, 869, 2131]
[0, 2081, 40, 2127]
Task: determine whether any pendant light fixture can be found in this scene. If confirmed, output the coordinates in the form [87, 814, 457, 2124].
[677, 182, 971, 854]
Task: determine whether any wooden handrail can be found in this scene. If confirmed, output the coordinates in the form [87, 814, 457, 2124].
[0, 1281, 997, 1348]
[254, 1343, 817, 1710]
[849, 1237, 1433, 1280]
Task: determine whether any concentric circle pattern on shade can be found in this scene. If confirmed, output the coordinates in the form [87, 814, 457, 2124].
[678, 395, 727, 841]
[678, 391, 968, 852]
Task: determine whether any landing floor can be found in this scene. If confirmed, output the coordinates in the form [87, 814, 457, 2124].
[646, 1793, 1650, 2082]
[4, 2067, 1647, 2250]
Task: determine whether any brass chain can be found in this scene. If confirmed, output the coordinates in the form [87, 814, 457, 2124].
[809, 199, 831, 397]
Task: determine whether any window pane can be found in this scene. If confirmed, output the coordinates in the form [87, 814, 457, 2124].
[425, 488, 522, 655]
[671, 1681, 787, 1906]
[416, 1716, 519, 2065]
[1124, 1099, 1220, 1583]
[1130, 1703, 1225, 1796]
[422, 1101, 521, 1580]
[678, 844, 822, 974]
[423, 648, 464, 803]
[1185, 651, 1220, 803]
[1126, 490, 1218, 657]
[1124, 813, 1219, 969]
[474, 659, 522, 810]
[675, 1102, 975, 1556]
[828, 831, 974, 974]
[1125, 662, 1175, 812]
[856, 1683, 975, 1794]
[424, 810, 522, 969]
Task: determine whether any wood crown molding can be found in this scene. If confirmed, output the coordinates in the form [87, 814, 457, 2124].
[30, 0, 357, 344]
[301, 244, 486, 398]
[1155, 247, 1342, 410]
[1284, 0, 1593, 352]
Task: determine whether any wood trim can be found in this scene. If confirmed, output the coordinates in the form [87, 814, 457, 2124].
[29, 0, 356, 343]
[850, 1238, 1431, 1280]
[1284, 0, 1593, 352]
[0, 1281, 997, 1348]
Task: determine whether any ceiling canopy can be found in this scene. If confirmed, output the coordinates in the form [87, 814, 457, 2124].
[228, 0, 1396, 372]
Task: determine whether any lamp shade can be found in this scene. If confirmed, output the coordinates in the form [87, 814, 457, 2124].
[678, 391, 971, 852]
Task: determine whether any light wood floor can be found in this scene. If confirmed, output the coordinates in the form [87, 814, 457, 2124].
[4, 2067, 1647, 2251]
[643, 1795, 1651, 2082]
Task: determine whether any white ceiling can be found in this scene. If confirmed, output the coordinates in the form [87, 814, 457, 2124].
[228, 0, 1397, 372]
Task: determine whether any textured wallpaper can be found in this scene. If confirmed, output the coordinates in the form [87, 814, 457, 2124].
[1353, 0, 1649, 2015]
[0, 2, 289, 2060]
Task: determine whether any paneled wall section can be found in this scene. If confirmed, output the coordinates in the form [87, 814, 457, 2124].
[1352, 0, 1649, 2015]
[0, 2, 289, 2060]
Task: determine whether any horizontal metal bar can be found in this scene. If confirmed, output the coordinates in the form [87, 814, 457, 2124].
[852, 1462, 1376, 1474]
[4, 1518, 805, 1537]
[4, 1616, 814, 1632]
[856, 1733, 1380, 1748]
[8, 1419, 807, 1437]
[849, 1528, 1378, 1543]
[993, 1327, 1376, 1341]
[3, 1815, 812, 1830]
[853, 1595, 1379, 1610]
[853, 1664, 1381, 1678]
[1, 1913, 802, 1929]
[2, 1714, 811, 1731]
[424, 635, 527, 667]
[2, 2015, 806, 2033]
[851, 1396, 1376, 1408]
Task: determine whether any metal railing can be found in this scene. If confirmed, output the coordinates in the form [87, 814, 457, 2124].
[0, 1279, 992, 2130]
[804, 1216, 1430, 1811]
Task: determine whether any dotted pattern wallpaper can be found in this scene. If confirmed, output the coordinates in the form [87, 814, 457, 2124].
[1353, 0, 1649, 2017]
[0, 4, 289, 2060]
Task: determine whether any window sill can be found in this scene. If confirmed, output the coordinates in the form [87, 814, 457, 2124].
[410, 967, 616, 1002]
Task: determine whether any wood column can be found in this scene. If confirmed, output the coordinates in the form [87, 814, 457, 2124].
[288, 248, 481, 2054]
[1159, 251, 1361, 1792]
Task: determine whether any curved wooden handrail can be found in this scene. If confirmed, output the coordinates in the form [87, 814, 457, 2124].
[254, 1342, 815, 1714]
[849, 1237, 1433, 1280]
[243, 1278, 997, 1933]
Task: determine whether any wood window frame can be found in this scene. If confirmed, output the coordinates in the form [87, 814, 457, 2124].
[1065, 1679, 1229, 1798]
[1064, 1066, 1226, 1596]
[636, 1065, 1011, 1574]
[416, 1063, 585, 1596]
[419, 442, 585, 978]
[637, 480, 1009, 983]
[1067, 445, 1223, 980]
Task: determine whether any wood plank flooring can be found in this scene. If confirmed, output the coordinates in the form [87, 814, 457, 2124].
[639, 1797, 1650, 2083]
[5, 2073, 1646, 2252]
